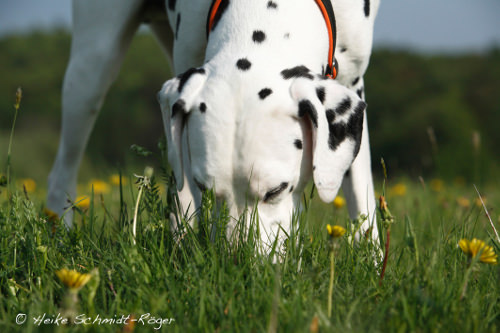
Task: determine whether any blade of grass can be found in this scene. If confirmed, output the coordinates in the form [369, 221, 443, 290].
[474, 185, 500, 244]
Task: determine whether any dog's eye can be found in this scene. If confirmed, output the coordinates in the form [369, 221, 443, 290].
[263, 182, 289, 203]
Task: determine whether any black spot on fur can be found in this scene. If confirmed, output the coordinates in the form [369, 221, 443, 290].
[364, 0, 370, 17]
[356, 88, 364, 99]
[340, 47, 348, 53]
[258, 88, 273, 99]
[294, 139, 303, 150]
[267, 1, 278, 9]
[281, 66, 314, 80]
[252, 30, 266, 43]
[284, 32, 290, 39]
[168, 0, 176, 11]
[177, 67, 206, 93]
[236, 58, 252, 71]
[289, 185, 294, 193]
[327, 101, 365, 153]
[334, 98, 352, 115]
[325, 109, 335, 123]
[263, 182, 289, 203]
[199, 102, 207, 113]
[175, 13, 181, 40]
[353, 100, 367, 116]
[352, 77, 360, 86]
[316, 87, 326, 104]
[298, 100, 318, 128]
[210, 0, 230, 32]
[328, 123, 347, 151]
[347, 101, 366, 155]
[172, 99, 186, 118]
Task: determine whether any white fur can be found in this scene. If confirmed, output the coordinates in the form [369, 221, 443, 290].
[48, 0, 380, 252]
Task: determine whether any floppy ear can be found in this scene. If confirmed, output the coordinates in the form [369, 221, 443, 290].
[290, 77, 366, 203]
[158, 67, 208, 190]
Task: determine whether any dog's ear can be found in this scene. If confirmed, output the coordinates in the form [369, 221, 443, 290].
[158, 67, 208, 190]
[290, 77, 366, 202]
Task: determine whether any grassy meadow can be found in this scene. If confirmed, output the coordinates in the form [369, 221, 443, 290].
[1, 31, 500, 332]
[1, 142, 499, 332]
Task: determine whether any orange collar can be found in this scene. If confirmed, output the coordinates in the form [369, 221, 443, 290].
[206, 0, 338, 79]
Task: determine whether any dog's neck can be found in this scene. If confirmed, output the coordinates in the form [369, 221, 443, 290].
[204, 0, 330, 78]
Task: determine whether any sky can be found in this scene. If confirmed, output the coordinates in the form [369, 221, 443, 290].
[0, 0, 499, 53]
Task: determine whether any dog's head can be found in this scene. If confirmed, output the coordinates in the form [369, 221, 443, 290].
[158, 65, 365, 241]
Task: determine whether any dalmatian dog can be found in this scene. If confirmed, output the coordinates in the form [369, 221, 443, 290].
[47, 0, 380, 252]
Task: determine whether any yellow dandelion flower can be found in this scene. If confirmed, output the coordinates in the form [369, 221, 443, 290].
[43, 208, 59, 222]
[19, 178, 36, 193]
[390, 183, 407, 196]
[326, 224, 346, 238]
[459, 238, 497, 265]
[56, 268, 92, 291]
[333, 196, 346, 209]
[109, 174, 128, 186]
[456, 196, 470, 209]
[430, 179, 444, 192]
[75, 195, 90, 210]
[88, 179, 110, 194]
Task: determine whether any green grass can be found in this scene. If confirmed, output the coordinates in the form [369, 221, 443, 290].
[1, 91, 499, 332]
[1, 169, 499, 332]
[2, 32, 500, 332]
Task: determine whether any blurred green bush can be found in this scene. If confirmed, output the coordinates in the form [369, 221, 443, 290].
[1, 30, 499, 184]
[366, 49, 500, 182]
